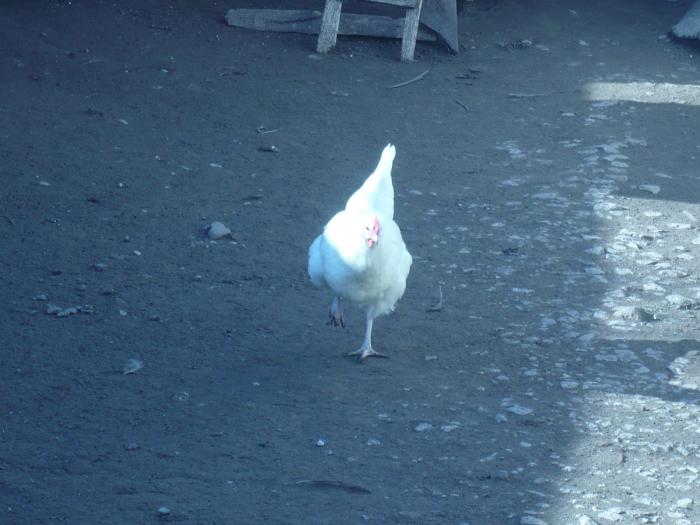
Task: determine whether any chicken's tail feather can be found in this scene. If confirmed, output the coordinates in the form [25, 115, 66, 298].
[373, 144, 396, 179]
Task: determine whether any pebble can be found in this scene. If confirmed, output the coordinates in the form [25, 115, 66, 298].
[665, 294, 693, 309]
[45, 304, 63, 315]
[598, 507, 625, 521]
[414, 422, 433, 432]
[505, 403, 533, 416]
[639, 184, 661, 195]
[578, 516, 600, 525]
[45, 304, 85, 317]
[398, 510, 422, 520]
[440, 422, 461, 432]
[612, 305, 655, 322]
[520, 516, 547, 525]
[207, 221, 234, 240]
[157, 506, 170, 516]
[123, 358, 143, 375]
[56, 307, 78, 318]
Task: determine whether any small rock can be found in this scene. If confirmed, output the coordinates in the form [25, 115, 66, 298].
[506, 404, 533, 416]
[676, 498, 693, 509]
[414, 422, 433, 432]
[46, 304, 83, 317]
[598, 507, 625, 522]
[33, 293, 48, 301]
[612, 306, 655, 322]
[366, 438, 380, 446]
[578, 516, 600, 525]
[666, 294, 694, 309]
[520, 516, 547, 525]
[172, 391, 190, 402]
[639, 184, 660, 195]
[440, 422, 461, 432]
[207, 221, 234, 240]
[123, 358, 143, 374]
[92, 262, 108, 272]
[315, 439, 326, 447]
[157, 506, 170, 516]
[513, 39, 533, 49]
[56, 306, 78, 318]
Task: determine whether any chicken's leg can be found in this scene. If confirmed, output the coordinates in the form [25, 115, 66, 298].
[347, 314, 387, 361]
[328, 296, 345, 327]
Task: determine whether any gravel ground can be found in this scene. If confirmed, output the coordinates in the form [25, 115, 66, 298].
[1, 0, 699, 523]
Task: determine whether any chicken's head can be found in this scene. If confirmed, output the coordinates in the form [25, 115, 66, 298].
[362, 216, 381, 248]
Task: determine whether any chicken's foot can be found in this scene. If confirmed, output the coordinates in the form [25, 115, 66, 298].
[328, 296, 345, 328]
[346, 316, 387, 362]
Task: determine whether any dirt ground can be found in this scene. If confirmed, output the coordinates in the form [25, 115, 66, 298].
[2, 1, 700, 524]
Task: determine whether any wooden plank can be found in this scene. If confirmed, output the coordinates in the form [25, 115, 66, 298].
[225, 8, 436, 42]
[420, 0, 458, 53]
[400, 0, 423, 61]
[317, 0, 342, 53]
[365, 0, 419, 6]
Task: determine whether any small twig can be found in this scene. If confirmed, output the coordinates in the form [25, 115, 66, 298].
[291, 479, 371, 494]
[455, 100, 471, 112]
[387, 69, 430, 89]
[426, 284, 443, 312]
[148, 24, 173, 32]
[507, 92, 549, 99]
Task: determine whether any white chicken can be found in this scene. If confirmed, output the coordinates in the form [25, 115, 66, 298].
[308, 144, 412, 361]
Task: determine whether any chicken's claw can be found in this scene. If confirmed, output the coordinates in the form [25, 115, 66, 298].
[328, 297, 345, 328]
[328, 311, 345, 328]
[347, 347, 388, 362]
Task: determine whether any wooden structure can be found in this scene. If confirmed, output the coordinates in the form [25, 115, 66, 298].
[317, 0, 424, 61]
[225, 9, 437, 44]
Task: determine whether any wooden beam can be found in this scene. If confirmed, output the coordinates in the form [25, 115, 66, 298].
[225, 8, 436, 42]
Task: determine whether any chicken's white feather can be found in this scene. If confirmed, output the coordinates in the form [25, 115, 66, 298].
[308, 144, 412, 360]
[345, 144, 396, 219]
